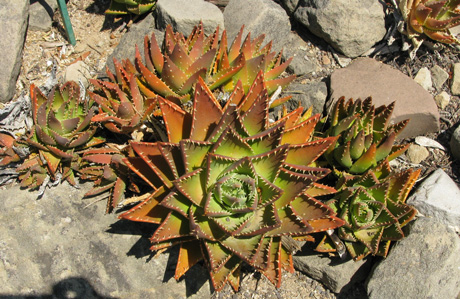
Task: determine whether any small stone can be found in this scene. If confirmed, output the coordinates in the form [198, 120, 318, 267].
[451, 63, 460, 95]
[407, 169, 460, 232]
[405, 144, 429, 164]
[430, 65, 449, 90]
[414, 67, 432, 91]
[434, 91, 450, 109]
[322, 55, 331, 65]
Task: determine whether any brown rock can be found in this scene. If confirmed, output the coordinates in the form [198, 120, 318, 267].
[329, 57, 440, 139]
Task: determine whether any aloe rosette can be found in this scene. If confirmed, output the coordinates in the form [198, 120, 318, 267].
[105, 0, 156, 15]
[322, 97, 409, 175]
[118, 75, 344, 291]
[316, 160, 420, 261]
[0, 133, 22, 166]
[20, 82, 105, 188]
[399, 0, 460, 45]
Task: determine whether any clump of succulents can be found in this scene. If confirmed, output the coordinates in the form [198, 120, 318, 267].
[103, 22, 294, 107]
[105, 0, 156, 15]
[320, 97, 409, 175]
[0, 133, 22, 166]
[399, 0, 460, 47]
[19, 82, 105, 189]
[119, 75, 344, 291]
[315, 160, 420, 261]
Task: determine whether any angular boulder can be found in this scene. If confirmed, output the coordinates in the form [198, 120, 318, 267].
[366, 217, 460, 299]
[294, 0, 386, 58]
[0, 0, 29, 103]
[155, 0, 224, 36]
[224, 0, 291, 52]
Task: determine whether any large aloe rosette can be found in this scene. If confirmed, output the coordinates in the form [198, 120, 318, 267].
[119, 77, 344, 291]
[316, 161, 420, 261]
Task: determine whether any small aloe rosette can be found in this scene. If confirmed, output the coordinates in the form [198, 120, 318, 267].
[105, 0, 156, 15]
[19, 82, 104, 189]
[399, 0, 460, 44]
[322, 97, 409, 175]
[118, 76, 344, 291]
[316, 161, 420, 261]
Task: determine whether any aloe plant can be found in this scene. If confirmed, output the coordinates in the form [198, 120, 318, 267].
[105, 0, 156, 15]
[316, 160, 420, 261]
[321, 97, 409, 175]
[118, 75, 344, 291]
[20, 82, 105, 188]
[399, 0, 460, 44]
[0, 133, 22, 166]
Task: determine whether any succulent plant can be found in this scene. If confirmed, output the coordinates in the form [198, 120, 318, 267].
[399, 0, 460, 44]
[105, 0, 156, 15]
[321, 97, 409, 175]
[79, 145, 140, 213]
[118, 76, 344, 291]
[89, 71, 157, 134]
[316, 160, 420, 261]
[109, 22, 294, 107]
[22, 82, 105, 188]
[0, 133, 22, 166]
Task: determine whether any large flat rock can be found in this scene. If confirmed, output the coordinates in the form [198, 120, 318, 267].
[0, 182, 211, 297]
[329, 57, 440, 139]
[366, 217, 460, 299]
[0, 0, 29, 103]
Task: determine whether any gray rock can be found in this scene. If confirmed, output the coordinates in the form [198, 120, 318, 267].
[413, 67, 432, 91]
[434, 91, 450, 109]
[329, 57, 440, 139]
[282, 33, 320, 76]
[430, 65, 449, 91]
[407, 169, 460, 232]
[294, 251, 373, 293]
[29, 0, 58, 31]
[405, 144, 429, 164]
[451, 62, 460, 96]
[451, 125, 460, 160]
[155, 0, 224, 37]
[224, 0, 291, 52]
[63, 61, 92, 88]
[366, 217, 460, 299]
[0, 182, 211, 297]
[279, 0, 300, 14]
[106, 14, 162, 74]
[294, 0, 386, 58]
[277, 80, 327, 115]
[0, 0, 29, 103]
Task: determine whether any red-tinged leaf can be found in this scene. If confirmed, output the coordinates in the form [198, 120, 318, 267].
[136, 48, 178, 97]
[281, 114, 320, 144]
[264, 57, 293, 80]
[187, 48, 216, 76]
[46, 145, 74, 159]
[162, 55, 189, 91]
[130, 142, 175, 188]
[84, 181, 115, 197]
[180, 139, 212, 173]
[68, 130, 94, 148]
[110, 176, 126, 210]
[211, 127, 254, 159]
[250, 145, 288, 182]
[261, 237, 282, 288]
[209, 255, 241, 292]
[240, 89, 269, 135]
[245, 122, 284, 155]
[49, 131, 70, 147]
[150, 211, 191, 243]
[221, 234, 262, 264]
[147, 33, 164, 73]
[175, 240, 204, 280]
[280, 245, 294, 273]
[203, 241, 233, 272]
[265, 75, 296, 95]
[190, 77, 223, 141]
[304, 183, 337, 197]
[209, 64, 244, 91]
[239, 71, 265, 113]
[228, 26, 244, 62]
[30, 85, 47, 123]
[169, 42, 193, 72]
[273, 168, 315, 209]
[349, 143, 377, 174]
[40, 150, 61, 177]
[158, 97, 190, 143]
[120, 186, 170, 224]
[269, 95, 292, 108]
[285, 137, 336, 166]
[174, 168, 205, 207]
[177, 68, 207, 95]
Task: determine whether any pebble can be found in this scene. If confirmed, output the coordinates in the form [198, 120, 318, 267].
[406, 144, 430, 164]
[430, 65, 449, 90]
[434, 91, 450, 109]
[414, 67, 432, 91]
[451, 63, 460, 95]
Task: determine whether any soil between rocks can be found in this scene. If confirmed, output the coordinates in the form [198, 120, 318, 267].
[7, 0, 460, 298]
